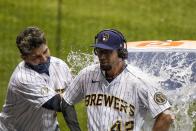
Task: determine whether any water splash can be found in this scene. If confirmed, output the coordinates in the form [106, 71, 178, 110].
[67, 50, 196, 131]
[67, 50, 95, 75]
[128, 51, 196, 131]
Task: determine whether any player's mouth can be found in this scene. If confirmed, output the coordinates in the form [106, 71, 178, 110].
[99, 63, 112, 71]
[100, 62, 108, 66]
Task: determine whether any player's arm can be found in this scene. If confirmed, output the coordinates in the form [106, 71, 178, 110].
[42, 94, 62, 111]
[61, 98, 81, 131]
[60, 61, 81, 131]
[63, 67, 86, 105]
[152, 109, 175, 131]
[42, 94, 81, 131]
[137, 78, 174, 131]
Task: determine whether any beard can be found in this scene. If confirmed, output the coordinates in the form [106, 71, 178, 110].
[100, 63, 112, 71]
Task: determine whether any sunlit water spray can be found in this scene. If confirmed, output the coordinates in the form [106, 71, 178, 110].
[67, 50, 95, 75]
[67, 50, 196, 131]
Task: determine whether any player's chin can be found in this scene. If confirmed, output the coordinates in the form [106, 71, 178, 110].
[100, 64, 112, 71]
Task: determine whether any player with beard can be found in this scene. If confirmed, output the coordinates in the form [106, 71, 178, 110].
[63, 29, 175, 131]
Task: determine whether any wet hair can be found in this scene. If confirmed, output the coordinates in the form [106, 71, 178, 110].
[16, 26, 46, 55]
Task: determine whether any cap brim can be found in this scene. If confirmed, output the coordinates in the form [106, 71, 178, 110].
[91, 43, 115, 50]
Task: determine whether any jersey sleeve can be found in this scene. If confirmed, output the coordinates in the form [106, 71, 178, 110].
[63, 68, 86, 105]
[12, 72, 57, 109]
[137, 79, 171, 118]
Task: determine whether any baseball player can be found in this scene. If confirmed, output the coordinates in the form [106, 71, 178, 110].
[63, 29, 175, 131]
[0, 27, 81, 131]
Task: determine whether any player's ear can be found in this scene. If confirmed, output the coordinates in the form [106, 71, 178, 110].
[21, 54, 27, 60]
[94, 48, 97, 55]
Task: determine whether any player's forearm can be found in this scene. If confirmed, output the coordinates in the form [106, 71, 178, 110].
[42, 94, 62, 112]
[152, 110, 175, 131]
[61, 100, 81, 131]
[42, 94, 81, 131]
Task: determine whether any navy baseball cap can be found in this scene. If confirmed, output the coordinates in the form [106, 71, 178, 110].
[92, 30, 125, 50]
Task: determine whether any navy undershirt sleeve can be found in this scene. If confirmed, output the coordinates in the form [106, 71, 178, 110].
[42, 94, 81, 131]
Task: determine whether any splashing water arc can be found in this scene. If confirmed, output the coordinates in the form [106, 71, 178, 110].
[67, 40, 196, 131]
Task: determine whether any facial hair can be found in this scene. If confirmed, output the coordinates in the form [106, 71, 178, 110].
[100, 63, 112, 71]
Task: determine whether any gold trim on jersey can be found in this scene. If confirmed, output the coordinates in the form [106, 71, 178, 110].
[85, 94, 135, 117]
[55, 88, 65, 93]
[154, 92, 167, 105]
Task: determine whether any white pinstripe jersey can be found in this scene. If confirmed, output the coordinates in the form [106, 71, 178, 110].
[0, 56, 73, 131]
[63, 64, 171, 131]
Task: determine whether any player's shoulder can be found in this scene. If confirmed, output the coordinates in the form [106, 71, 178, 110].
[50, 56, 70, 68]
[11, 61, 43, 85]
[78, 64, 100, 75]
[50, 56, 68, 65]
[14, 61, 31, 75]
[126, 64, 159, 86]
[126, 64, 148, 79]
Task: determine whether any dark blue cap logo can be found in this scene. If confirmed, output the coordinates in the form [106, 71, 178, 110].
[102, 33, 109, 42]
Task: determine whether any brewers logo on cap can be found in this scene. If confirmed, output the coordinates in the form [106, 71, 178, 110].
[102, 33, 109, 42]
[154, 92, 167, 105]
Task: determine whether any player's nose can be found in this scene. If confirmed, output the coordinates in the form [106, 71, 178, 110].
[98, 53, 107, 60]
[40, 55, 48, 63]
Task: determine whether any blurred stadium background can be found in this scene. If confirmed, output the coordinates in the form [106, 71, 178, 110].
[0, 0, 196, 130]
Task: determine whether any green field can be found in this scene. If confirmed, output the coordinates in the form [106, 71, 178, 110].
[0, 0, 196, 130]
